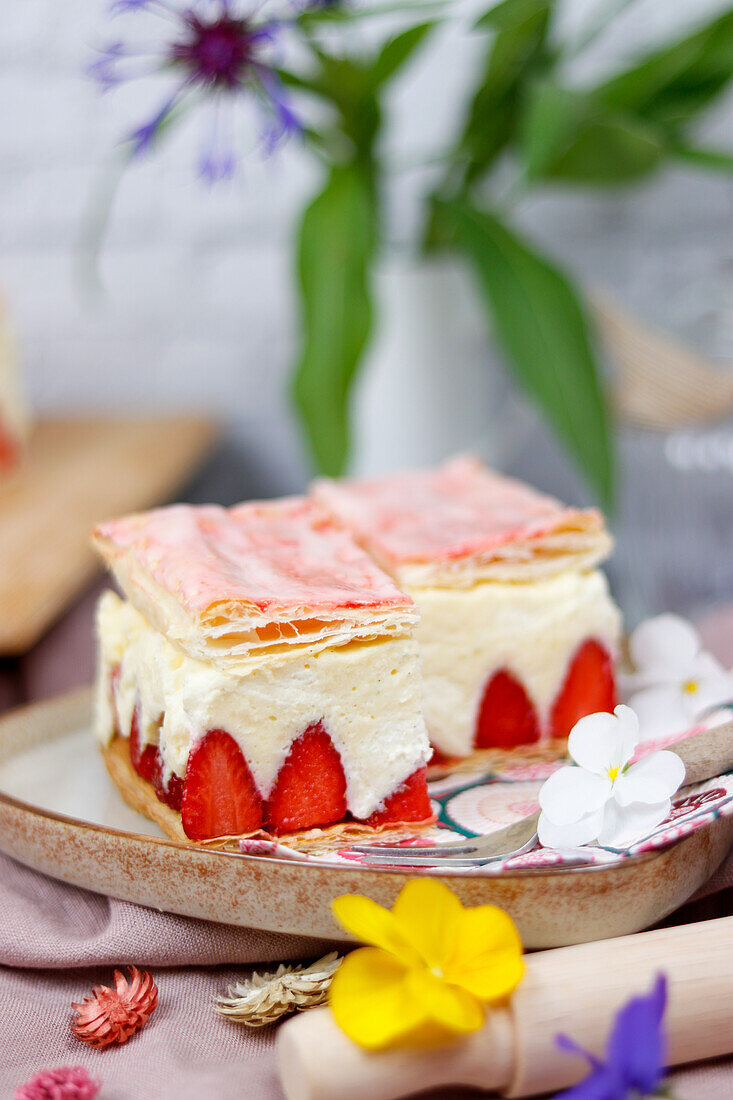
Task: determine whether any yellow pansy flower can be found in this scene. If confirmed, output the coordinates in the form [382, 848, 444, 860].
[328, 878, 524, 1050]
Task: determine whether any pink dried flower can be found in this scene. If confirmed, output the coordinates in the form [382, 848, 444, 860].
[14, 1065, 100, 1100]
[71, 966, 158, 1048]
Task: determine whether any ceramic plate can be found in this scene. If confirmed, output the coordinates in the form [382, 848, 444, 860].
[1, 689, 732, 948]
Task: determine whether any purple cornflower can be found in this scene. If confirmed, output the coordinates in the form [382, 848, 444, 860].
[88, 0, 300, 179]
[555, 975, 668, 1099]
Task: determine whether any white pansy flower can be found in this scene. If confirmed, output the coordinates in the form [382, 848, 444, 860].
[538, 705, 685, 850]
[626, 614, 733, 742]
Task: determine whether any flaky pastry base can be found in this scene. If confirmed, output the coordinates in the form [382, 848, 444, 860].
[102, 736, 435, 856]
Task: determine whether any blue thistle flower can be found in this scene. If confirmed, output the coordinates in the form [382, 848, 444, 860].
[89, 0, 301, 179]
[555, 975, 668, 1099]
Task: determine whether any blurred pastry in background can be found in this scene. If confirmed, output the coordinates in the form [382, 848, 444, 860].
[0, 294, 29, 470]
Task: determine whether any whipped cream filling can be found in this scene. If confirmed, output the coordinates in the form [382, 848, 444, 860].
[408, 569, 622, 757]
[95, 591, 430, 819]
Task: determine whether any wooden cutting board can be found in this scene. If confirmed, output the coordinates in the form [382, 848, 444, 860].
[0, 415, 216, 655]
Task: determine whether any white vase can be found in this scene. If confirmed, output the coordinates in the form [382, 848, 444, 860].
[350, 257, 530, 476]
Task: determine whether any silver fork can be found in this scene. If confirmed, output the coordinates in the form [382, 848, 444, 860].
[350, 720, 733, 868]
[350, 812, 541, 868]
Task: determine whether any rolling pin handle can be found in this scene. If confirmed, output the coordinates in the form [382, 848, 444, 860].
[277, 1003, 514, 1100]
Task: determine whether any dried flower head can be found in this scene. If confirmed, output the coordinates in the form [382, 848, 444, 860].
[14, 1066, 100, 1100]
[215, 952, 341, 1027]
[71, 966, 158, 1048]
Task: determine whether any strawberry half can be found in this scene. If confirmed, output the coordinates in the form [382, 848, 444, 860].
[129, 708, 158, 784]
[152, 753, 184, 813]
[0, 428, 20, 470]
[365, 767, 432, 826]
[550, 639, 616, 740]
[181, 729, 263, 841]
[428, 745, 460, 768]
[475, 669, 540, 749]
[264, 722, 347, 835]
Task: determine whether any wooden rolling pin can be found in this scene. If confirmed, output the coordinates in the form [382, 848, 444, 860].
[278, 914, 733, 1099]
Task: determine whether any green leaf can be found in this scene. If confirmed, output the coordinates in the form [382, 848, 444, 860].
[370, 22, 435, 87]
[519, 81, 582, 178]
[595, 10, 733, 129]
[300, 51, 382, 155]
[443, 201, 614, 506]
[476, 0, 553, 31]
[520, 81, 666, 184]
[298, 0, 443, 23]
[460, 0, 554, 183]
[546, 114, 665, 182]
[293, 165, 377, 476]
[673, 143, 733, 171]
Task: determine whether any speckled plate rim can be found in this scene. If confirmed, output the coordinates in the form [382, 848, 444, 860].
[0, 686, 723, 879]
[1, 688, 732, 947]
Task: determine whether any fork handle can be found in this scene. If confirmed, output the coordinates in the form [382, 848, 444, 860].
[278, 914, 733, 1099]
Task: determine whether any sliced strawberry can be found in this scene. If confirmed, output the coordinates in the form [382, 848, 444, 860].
[264, 722, 347, 835]
[428, 745, 458, 767]
[475, 669, 540, 749]
[129, 708, 159, 784]
[0, 428, 20, 470]
[152, 752, 184, 813]
[550, 639, 616, 740]
[364, 767, 432, 827]
[181, 729, 263, 841]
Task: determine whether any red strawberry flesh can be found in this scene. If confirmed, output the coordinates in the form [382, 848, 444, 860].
[129, 708, 159, 784]
[264, 722, 347, 835]
[475, 669, 540, 749]
[152, 752, 184, 812]
[365, 766, 432, 826]
[181, 728, 263, 840]
[0, 428, 20, 470]
[550, 638, 616, 739]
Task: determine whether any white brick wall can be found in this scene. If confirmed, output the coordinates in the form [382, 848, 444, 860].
[1, 0, 732, 492]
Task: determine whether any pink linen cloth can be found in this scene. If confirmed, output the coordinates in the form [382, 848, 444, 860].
[1, 587, 733, 1098]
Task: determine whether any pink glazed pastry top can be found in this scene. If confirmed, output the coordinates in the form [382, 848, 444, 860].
[93, 497, 417, 670]
[313, 455, 611, 585]
[93, 496, 413, 617]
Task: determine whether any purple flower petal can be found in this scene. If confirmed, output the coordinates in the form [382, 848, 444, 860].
[556, 1034, 605, 1074]
[255, 64, 301, 153]
[90, 0, 298, 178]
[554, 1064, 628, 1100]
[110, 0, 156, 12]
[607, 974, 667, 1094]
[198, 147, 236, 182]
[87, 42, 127, 89]
[128, 88, 182, 154]
[197, 98, 237, 182]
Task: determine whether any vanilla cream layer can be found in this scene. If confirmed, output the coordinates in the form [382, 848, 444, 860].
[95, 591, 430, 819]
[409, 569, 622, 757]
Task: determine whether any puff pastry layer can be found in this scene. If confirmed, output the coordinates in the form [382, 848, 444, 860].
[313, 454, 612, 587]
[93, 497, 417, 672]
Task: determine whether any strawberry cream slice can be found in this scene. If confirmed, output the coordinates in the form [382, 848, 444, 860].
[93, 498, 431, 841]
[314, 456, 622, 755]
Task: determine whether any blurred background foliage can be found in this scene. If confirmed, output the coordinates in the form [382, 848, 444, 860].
[89, 0, 733, 510]
[287, 0, 733, 508]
